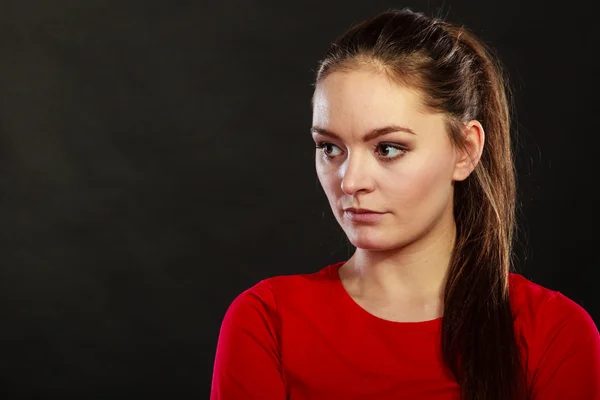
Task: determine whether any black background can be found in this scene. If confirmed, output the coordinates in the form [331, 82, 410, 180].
[2, 0, 598, 397]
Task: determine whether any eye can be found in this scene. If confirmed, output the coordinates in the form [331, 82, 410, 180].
[375, 143, 407, 160]
[315, 142, 343, 158]
[315, 141, 408, 162]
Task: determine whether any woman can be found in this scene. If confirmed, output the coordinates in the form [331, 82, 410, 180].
[210, 9, 600, 400]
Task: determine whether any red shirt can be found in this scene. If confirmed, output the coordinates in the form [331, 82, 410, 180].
[210, 261, 600, 399]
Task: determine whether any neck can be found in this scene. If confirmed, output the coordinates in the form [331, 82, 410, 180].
[343, 217, 457, 306]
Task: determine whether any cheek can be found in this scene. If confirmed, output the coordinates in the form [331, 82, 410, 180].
[389, 155, 454, 208]
[316, 162, 339, 198]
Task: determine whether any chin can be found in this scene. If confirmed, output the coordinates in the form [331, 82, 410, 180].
[345, 230, 398, 251]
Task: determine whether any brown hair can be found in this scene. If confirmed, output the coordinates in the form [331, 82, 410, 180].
[314, 9, 526, 400]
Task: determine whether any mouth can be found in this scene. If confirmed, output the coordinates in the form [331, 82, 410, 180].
[343, 208, 387, 223]
[343, 207, 385, 214]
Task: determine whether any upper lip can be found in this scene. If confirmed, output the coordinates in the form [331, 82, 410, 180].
[344, 207, 384, 214]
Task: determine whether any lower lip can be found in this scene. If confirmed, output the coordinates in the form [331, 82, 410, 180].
[344, 211, 386, 223]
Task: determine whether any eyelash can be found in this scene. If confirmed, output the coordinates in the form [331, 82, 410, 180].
[315, 141, 408, 162]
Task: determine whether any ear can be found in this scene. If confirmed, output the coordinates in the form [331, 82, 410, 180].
[452, 120, 485, 182]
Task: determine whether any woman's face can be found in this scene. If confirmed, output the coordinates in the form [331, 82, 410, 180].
[312, 69, 463, 251]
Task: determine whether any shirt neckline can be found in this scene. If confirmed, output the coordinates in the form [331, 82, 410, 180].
[327, 260, 443, 333]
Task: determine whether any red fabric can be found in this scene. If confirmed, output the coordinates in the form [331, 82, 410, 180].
[210, 261, 600, 399]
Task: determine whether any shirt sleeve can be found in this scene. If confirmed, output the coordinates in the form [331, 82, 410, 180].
[530, 292, 600, 400]
[210, 279, 287, 400]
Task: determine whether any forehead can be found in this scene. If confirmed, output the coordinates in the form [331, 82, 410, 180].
[312, 69, 428, 127]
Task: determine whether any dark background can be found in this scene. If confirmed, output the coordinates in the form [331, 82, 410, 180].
[1, 0, 598, 397]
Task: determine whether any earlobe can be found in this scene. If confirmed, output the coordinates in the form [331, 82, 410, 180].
[452, 120, 485, 182]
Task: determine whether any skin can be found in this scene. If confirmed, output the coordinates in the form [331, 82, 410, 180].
[311, 68, 484, 322]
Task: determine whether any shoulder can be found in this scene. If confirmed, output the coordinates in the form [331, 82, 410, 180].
[221, 262, 342, 328]
[509, 273, 600, 394]
[509, 273, 598, 340]
[211, 267, 342, 399]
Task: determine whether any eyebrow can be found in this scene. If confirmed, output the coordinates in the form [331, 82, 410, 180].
[310, 124, 417, 141]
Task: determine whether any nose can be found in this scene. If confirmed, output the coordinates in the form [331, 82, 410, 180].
[340, 152, 375, 195]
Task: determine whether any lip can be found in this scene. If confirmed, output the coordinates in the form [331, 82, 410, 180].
[343, 207, 384, 214]
[343, 208, 387, 223]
